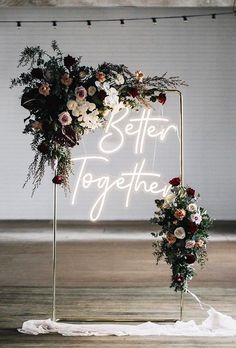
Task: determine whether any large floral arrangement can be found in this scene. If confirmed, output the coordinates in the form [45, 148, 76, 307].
[151, 177, 213, 292]
[11, 41, 186, 193]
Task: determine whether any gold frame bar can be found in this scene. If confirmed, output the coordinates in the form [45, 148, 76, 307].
[52, 89, 184, 323]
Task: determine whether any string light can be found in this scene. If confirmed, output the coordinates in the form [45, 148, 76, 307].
[1, 11, 233, 27]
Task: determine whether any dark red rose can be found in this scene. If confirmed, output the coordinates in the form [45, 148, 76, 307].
[31, 68, 44, 79]
[64, 55, 76, 69]
[188, 221, 198, 234]
[169, 177, 181, 186]
[175, 274, 184, 284]
[129, 88, 139, 98]
[186, 254, 196, 264]
[187, 187, 195, 197]
[37, 142, 49, 154]
[98, 90, 107, 101]
[157, 93, 166, 105]
[52, 175, 64, 185]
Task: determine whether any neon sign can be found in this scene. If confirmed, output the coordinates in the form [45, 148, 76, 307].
[99, 107, 179, 154]
[72, 106, 179, 221]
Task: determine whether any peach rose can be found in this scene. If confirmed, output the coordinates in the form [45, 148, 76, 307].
[96, 71, 106, 82]
[174, 209, 186, 221]
[195, 239, 204, 248]
[135, 70, 144, 82]
[38, 83, 50, 96]
[60, 73, 73, 87]
[166, 233, 176, 245]
[31, 121, 43, 130]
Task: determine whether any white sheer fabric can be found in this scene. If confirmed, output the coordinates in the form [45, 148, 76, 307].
[18, 308, 236, 337]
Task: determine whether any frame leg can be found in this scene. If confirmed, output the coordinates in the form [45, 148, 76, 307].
[52, 176, 57, 322]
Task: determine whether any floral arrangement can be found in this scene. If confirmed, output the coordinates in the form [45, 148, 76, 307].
[151, 177, 213, 292]
[11, 41, 186, 193]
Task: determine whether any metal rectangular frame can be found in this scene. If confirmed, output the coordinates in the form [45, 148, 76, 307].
[52, 89, 184, 323]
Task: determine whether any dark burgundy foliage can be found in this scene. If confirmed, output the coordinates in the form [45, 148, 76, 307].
[98, 90, 107, 101]
[37, 142, 49, 154]
[31, 68, 44, 79]
[129, 87, 139, 98]
[64, 55, 76, 69]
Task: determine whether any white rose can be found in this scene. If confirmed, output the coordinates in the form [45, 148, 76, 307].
[67, 100, 78, 111]
[187, 203, 197, 213]
[164, 193, 176, 204]
[162, 201, 170, 209]
[115, 74, 125, 85]
[88, 86, 97, 96]
[174, 227, 186, 240]
[103, 108, 111, 117]
[72, 108, 82, 117]
[191, 213, 202, 225]
[88, 103, 96, 112]
[104, 87, 119, 107]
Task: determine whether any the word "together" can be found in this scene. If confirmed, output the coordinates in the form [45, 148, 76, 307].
[71, 156, 170, 221]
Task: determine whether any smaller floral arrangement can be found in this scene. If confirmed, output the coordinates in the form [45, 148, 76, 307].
[151, 177, 213, 292]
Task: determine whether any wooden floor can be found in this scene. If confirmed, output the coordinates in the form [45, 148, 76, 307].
[1, 225, 236, 347]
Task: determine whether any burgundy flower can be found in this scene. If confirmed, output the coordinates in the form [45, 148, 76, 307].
[31, 68, 44, 79]
[129, 88, 139, 98]
[186, 254, 196, 264]
[169, 177, 181, 186]
[157, 93, 166, 105]
[187, 187, 195, 197]
[98, 90, 107, 101]
[64, 55, 76, 69]
[188, 221, 198, 234]
[52, 175, 64, 185]
[175, 274, 184, 284]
